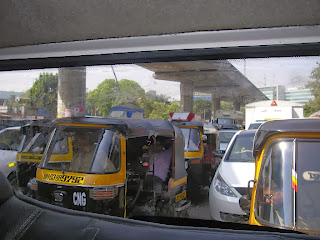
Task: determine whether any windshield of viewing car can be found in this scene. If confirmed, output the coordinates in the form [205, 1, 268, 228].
[180, 128, 201, 151]
[0, 56, 319, 228]
[225, 133, 255, 162]
[43, 127, 120, 173]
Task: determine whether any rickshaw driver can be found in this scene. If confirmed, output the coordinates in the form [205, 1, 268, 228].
[70, 132, 95, 172]
[147, 140, 172, 194]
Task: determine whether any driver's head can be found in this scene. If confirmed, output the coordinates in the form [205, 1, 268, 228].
[74, 131, 90, 147]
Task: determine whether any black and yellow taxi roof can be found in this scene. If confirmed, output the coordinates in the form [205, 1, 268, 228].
[52, 117, 178, 138]
[253, 118, 320, 157]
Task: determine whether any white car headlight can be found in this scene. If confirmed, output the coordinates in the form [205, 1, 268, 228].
[214, 173, 237, 197]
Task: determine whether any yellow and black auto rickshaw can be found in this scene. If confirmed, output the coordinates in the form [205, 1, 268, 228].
[170, 112, 209, 199]
[16, 120, 52, 193]
[240, 119, 320, 235]
[203, 124, 219, 180]
[33, 117, 189, 218]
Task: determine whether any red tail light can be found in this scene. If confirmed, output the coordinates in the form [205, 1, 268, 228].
[89, 187, 117, 200]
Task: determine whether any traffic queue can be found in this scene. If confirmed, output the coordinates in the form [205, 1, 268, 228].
[1, 114, 320, 236]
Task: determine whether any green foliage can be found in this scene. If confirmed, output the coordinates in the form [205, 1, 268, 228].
[221, 101, 233, 110]
[148, 101, 180, 120]
[5, 95, 18, 107]
[27, 73, 58, 118]
[303, 63, 320, 117]
[193, 99, 211, 120]
[86, 78, 178, 120]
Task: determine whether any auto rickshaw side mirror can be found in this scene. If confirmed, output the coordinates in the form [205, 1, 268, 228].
[239, 196, 251, 215]
[240, 179, 256, 214]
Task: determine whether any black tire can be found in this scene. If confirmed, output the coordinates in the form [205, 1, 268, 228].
[187, 174, 201, 202]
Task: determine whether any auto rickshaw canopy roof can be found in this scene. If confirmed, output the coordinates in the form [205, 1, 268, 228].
[53, 117, 177, 138]
[171, 121, 204, 130]
[253, 118, 320, 158]
[20, 119, 53, 135]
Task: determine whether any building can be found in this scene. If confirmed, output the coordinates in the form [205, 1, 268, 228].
[259, 85, 314, 105]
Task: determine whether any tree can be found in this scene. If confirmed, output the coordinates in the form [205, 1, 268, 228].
[193, 99, 212, 120]
[303, 63, 320, 117]
[5, 95, 18, 107]
[86, 79, 146, 117]
[86, 78, 180, 120]
[27, 73, 58, 118]
[148, 101, 180, 120]
[221, 101, 233, 110]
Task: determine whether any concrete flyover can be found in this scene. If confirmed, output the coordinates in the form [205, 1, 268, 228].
[0, 1, 318, 118]
[138, 61, 268, 115]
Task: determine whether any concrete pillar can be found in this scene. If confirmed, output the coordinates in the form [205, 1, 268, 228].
[180, 81, 194, 112]
[233, 101, 241, 111]
[211, 95, 221, 121]
[57, 67, 86, 118]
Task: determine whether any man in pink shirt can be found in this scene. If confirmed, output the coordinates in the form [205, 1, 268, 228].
[147, 140, 172, 194]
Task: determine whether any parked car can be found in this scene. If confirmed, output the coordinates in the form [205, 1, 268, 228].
[209, 130, 256, 223]
[0, 126, 22, 184]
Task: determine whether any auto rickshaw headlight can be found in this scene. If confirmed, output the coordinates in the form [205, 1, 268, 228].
[27, 178, 38, 191]
[89, 187, 118, 200]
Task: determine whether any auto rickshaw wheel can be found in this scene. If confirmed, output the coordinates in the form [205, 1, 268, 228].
[187, 175, 201, 202]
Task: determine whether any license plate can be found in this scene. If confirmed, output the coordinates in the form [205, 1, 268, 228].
[175, 191, 186, 202]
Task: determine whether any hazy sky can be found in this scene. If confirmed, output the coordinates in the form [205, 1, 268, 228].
[0, 56, 319, 100]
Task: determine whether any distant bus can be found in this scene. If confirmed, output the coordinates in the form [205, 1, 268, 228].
[214, 110, 244, 125]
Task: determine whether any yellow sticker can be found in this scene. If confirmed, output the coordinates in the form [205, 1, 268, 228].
[175, 190, 186, 202]
[43, 173, 85, 184]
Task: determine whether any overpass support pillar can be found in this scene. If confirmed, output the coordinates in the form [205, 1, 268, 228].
[180, 81, 194, 112]
[233, 101, 241, 111]
[57, 67, 86, 118]
[211, 96, 221, 121]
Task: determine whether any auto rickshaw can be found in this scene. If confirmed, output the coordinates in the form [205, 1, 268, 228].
[203, 124, 219, 181]
[240, 119, 320, 235]
[33, 117, 189, 218]
[16, 120, 52, 193]
[169, 112, 207, 200]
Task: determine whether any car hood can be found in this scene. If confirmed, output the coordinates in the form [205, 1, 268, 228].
[218, 161, 255, 188]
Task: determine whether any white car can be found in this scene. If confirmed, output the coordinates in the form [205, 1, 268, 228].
[209, 130, 256, 223]
[0, 126, 21, 183]
[247, 122, 264, 130]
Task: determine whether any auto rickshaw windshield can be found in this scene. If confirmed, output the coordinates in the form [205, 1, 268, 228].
[180, 128, 201, 152]
[42, 127, 121, 174]
[21, 132, 47, 154]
